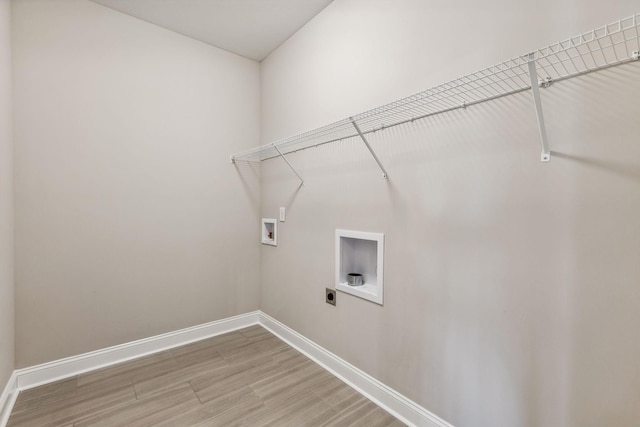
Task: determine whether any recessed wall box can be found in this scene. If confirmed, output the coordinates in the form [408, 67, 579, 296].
[335, 229, 384, 305]
[261, 218, 277, 246]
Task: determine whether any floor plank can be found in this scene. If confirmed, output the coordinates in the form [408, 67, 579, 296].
[7, 326, 404, 426]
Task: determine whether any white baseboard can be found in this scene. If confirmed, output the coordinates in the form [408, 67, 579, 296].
[2, 310, 452, 427]
[14, 311, 260, 391]
[0, 372, 17, 427]
[258, 312, 454, 427]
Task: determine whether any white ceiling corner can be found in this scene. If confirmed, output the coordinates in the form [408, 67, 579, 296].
[90, 0, 334, 61]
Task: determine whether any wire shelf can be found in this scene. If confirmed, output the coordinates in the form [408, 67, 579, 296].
[231, 14, 640, 164]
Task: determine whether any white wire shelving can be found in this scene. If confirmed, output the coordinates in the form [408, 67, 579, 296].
[231, 14, 640, 181]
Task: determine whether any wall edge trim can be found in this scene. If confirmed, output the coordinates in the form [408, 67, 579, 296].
[6, 310, 453, 427]
[0, 372, 18, 427]
[257, 311, 454, 427]
[13, 311, 260, 392]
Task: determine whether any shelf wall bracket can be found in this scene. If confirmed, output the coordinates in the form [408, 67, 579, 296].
[527, 53, 551, 162]
[272, 143, 304, 185]
[349, 118, 389, 178]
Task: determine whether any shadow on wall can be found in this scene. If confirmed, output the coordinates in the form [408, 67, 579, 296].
[552, 151, 640, 182]
[555, 66, 640, 426]
[233, 160, 261, 212]
[282, 181, 304, 213]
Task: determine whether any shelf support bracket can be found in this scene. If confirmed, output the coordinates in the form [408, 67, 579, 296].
[527, 53, 551, 162]
[350, 118, 389, 178]
[272, 143, 304, 185]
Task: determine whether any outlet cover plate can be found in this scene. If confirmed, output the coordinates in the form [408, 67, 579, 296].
[326, 288, 336, 306]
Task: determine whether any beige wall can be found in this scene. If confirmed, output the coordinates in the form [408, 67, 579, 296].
[0, 0, 14, 390]
[12, 0, 261, 367]
[260, 1, 640, 426]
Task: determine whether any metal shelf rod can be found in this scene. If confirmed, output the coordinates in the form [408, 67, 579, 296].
[268, 86, 530, 159]
[230, 13, 640, 166]
[254, 86, 532, 162]
[350, 117, 388, 179]
[527, 54, 551, 162]
[273, 143, 304, 185]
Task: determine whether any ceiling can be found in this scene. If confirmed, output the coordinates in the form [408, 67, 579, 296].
[91, 0, 334, 62]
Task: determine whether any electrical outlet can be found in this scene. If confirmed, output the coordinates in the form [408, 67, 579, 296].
[326, 288, 336, 306]
[279, 207, 286, 222]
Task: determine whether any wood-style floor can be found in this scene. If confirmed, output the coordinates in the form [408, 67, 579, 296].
[7, 325, 404, 426]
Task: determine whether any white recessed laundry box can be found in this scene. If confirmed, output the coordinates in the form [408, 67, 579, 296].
[262, 218, 277, 246]
[335, 229, 384, 305]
